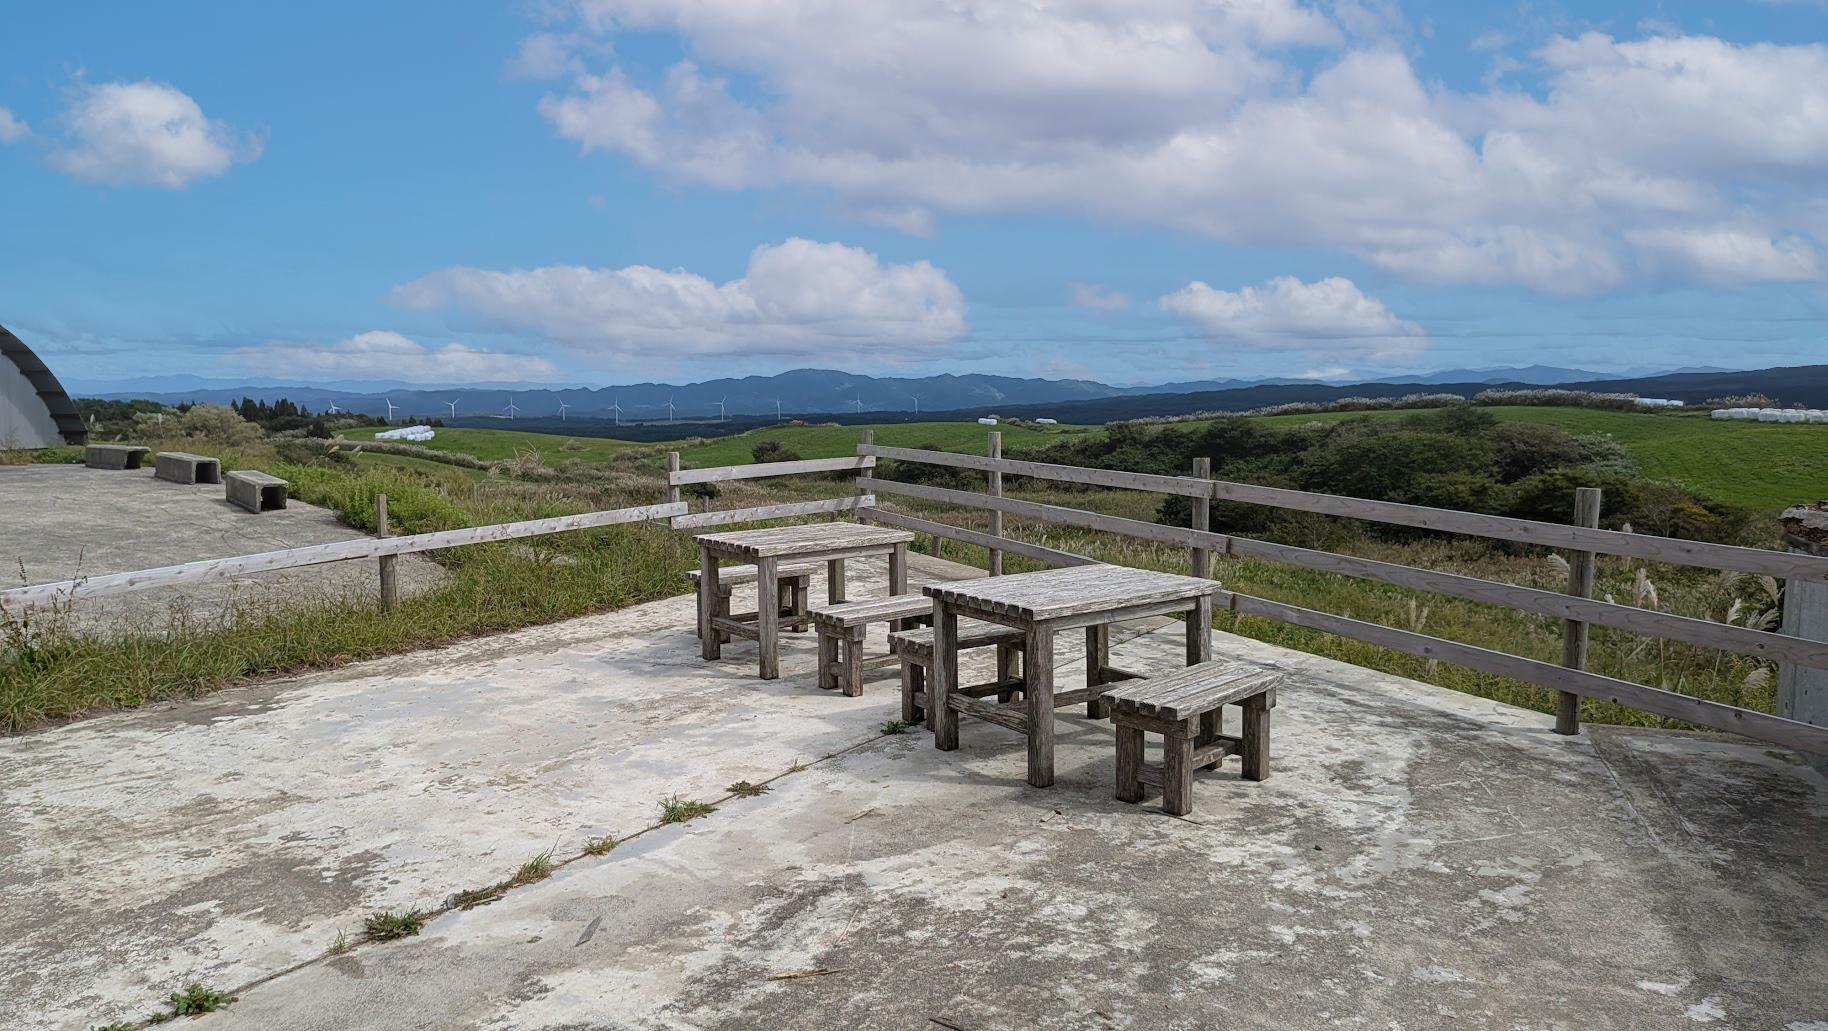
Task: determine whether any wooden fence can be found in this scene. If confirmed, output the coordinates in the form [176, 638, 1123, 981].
[854, 439, 1828, 756]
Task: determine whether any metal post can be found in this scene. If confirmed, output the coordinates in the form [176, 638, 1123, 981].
[376, 493, 399, 612]
[1556, 487, 1602, 735]
[1779, 502, 1828, 775]
[1191, 456, 1212, 579]
[987, 430, 1004, 575]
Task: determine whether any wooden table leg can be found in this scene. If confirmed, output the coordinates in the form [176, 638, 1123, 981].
[828, 557, 847, 605]
[1026, 624, 1055, 788]
[889, 542, 907, 595]
[932, 601, 959, 751]
[757, 556, 780, 680]
[698, 548, 721, 661]
[1085, 624, 1110, 719]
[1189, 593, 1219, 767]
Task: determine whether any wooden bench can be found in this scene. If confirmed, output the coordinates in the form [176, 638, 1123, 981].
[84, 444, 150, 470]
[226, 470, 288, 513]
[154, 451, 222, 485]
[813, 594, 933, 697]
[891, 622, 1025, 729]
[1105, 660, 1282, 816]
[687, 563, 818, 643]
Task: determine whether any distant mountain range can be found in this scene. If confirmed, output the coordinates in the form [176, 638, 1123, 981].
[75, 363, 1754, 422]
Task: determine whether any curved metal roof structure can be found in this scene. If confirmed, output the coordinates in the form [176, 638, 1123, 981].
[1, 323, 87, 448]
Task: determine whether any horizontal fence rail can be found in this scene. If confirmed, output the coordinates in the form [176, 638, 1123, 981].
[0, 501, 687, 609]
[860, 445, 1828, 583]
[668, 455, 874, 485]
[864, 439, 1828, 756]
[857, 507, 1097, 569]
[671, 495, 874, 529]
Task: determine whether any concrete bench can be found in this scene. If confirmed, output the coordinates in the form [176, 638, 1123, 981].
[813, 594, 933, 697]
[891, 621, 1026, 729]
[84, 444, 150, 470]
[154, 451, 222, 485]
[686, 563, 819, 643]
[226, 470, 288, 513]
[1105, 660, 1282, 816]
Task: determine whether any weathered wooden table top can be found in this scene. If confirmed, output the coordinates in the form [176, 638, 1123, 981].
[693, 522, 914, 558]
[924, 564, 1220, 623]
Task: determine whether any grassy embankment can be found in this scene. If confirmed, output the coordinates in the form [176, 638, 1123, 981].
[0, 435, 702, 732]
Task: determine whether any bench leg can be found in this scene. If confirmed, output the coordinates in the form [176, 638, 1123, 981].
[816, 631, 839, 690]
[1163, 728, 1194, 816]
[1085, 625, 1109, 719]
[757, 557, 781, 680]
[1114, 724, 1145, 804]
[717, 585, 736, 644]
[996, 642, 1022, 703]
[842, 627, 867, 697]
[932, 606, 959, 751]
[1197, 708, 1223, 771]
[1242, 697, 1271, 782]
[902, 659, 925, 726]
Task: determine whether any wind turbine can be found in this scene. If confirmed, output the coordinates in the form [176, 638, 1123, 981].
[665, 396, 676, 424]
[445, 399, 459, 418]
[609, 398, 623, 427]
[326, 400, 342, 414]
[851, 396, 865, 414]
[910, 393, 921, 416]
[384, 397, 399, 422]
[715, 397, 727, 423]
[557, 401, 570, 421]
[775, 398, 782, 423]
[503, 396, 519, 420]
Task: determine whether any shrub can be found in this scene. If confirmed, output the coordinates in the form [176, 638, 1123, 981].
[176, 403, 263, 445]
[751, 440, 804, 464]
[1489, 423, 1584, 482]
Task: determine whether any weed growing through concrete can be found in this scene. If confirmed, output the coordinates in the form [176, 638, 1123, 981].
[89, 1023, 133, 1031]
[363, 908, 427, 941]
[582, 835, 617, 856]
[166, 982, 234, 1016]
[448, 883, 509, 911]
[658, 795, 716, 824]
[787, 758, 808, 773]
[879, 720, 909, 735]
[727, 780, 769, 797]
[328, 929, 351, 955]
[511, 846, 557, 886]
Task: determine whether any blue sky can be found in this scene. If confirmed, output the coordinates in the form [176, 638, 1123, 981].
[3, 1, 1826, 389]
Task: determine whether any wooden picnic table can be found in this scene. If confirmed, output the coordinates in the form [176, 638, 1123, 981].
[695, 523, 914, 680]
[924, 564, 1222, 787]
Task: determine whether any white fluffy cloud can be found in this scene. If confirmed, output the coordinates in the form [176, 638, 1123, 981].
[0, 107, 27, 143]
[391, 238, 967, 359]
[225, 332, 562, 384]
[527, 5, 1828, 293]
[53, 80, 260, 188]
[1161, 276, 1426, 361]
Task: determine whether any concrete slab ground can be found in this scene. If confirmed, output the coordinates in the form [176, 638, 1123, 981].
[0, 463, 442, 634]
[2, 553, 1824, 1030]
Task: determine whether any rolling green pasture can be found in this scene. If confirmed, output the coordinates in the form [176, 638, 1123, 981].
[672, 420, 1095, 468]
[1256, 406, 1823, 512]
[338, 425, 643, 463]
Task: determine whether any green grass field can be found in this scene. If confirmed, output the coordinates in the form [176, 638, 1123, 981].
[339, 425, 644, 463]
[672, 420, 1096, 467]
[1256, 406, 1824, 512]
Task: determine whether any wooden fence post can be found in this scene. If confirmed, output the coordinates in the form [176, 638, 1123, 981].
[376, 493, 399, 612]
[850, 430, 873, 523]
[1556, 486, 1602, 735]
[1779, 502, 1828, 775]
[1191, 456, 1212, 579]
[665, 452, 682, 506]
[987, 430, 1004, 575]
